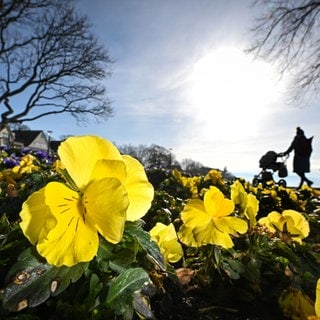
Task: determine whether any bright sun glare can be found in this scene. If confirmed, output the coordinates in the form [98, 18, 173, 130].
[187, 47, 284, 139]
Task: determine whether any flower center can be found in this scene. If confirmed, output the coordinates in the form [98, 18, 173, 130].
[57, 193, 88, 231]
[80, 195, 89, 223]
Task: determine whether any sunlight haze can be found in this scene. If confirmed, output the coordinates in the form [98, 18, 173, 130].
[28, 0, 320, 187]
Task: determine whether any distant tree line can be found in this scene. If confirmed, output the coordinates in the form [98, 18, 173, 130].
[118, 143, 235, 179]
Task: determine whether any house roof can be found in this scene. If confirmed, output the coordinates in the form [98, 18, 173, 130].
[13, 130, 46, 146]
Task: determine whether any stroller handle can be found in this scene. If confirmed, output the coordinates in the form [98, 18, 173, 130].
[277, 153, 289, 159]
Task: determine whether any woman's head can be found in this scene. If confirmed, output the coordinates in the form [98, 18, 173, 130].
[296, 127, 304, 135]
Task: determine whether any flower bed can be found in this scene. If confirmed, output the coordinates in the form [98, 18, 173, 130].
[1, 136, 320, 320]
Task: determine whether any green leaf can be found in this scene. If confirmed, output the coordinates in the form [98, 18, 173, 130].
[83, 273, 103, 311]
[97, 236, 139, 272]
[0, 228, 29, 268]
[0, 213, 10, 234]
[106, 267, 151, 315]
[1, 247, 87, 312]
[133, 291, 155, 320]
[222, 259, 245, 280]
[125, 221, 166, 271]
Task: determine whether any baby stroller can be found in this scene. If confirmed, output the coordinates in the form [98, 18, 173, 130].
[252, 151, 288, 187]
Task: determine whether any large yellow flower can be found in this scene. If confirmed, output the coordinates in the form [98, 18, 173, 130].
[150, 222, 183, 264]
[258, 210, 309, 244]
[178, 186, 248, 249]
[20, 136, 154, 267]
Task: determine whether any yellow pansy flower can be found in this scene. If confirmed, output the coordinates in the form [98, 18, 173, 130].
[178, 186, 248, 249]
[316, 279, 320, 319]
[258, 210, 309, 244]
[231, 180, 259, 227]
[306, 278, 320, 320]
[231, 180, 248, 212]
[308, 279, 320, 319]
[244, 193, 259, 228]
[172, 168, 183, 181]
[20, 136, 154, 267]
[150, 222, 183, 264]
[204, 169, 224, 185]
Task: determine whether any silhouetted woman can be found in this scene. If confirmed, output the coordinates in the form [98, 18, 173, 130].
[283, 127, 313, 189]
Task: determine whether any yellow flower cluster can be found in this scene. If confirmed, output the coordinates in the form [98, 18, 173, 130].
[0, 154, 39, 185]
[172, 169, 203, 197]
[172, 169, 225, 198]
[12, 154, 39, 176]
[204, 169, 224, 185]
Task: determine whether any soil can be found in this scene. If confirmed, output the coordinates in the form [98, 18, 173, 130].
[150, 271, 287, 320]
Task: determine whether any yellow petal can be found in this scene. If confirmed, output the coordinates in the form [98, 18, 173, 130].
[35, 182, 99, 266]
[193, 222, 234, 248]
[84, 178, 128, 243]
[178, 224, 199, 247]
[37, 215, 99, 267]
[150, 222, 173, 243]
[58, 136, 122, 190]
[245, 194, 259, 227]
[122, 155, 154, 221]
[161, 238, 183, 263]
[150, 222, 180, 243]
[181, 199, 211, 227]
[90, 159, 127, 183]
[19, 187, 56, 245]
[150, 223, 183, 263]
[259, 211, 282, 232]
[230, 180, 248, 211]
[214, 216, 248, 234]
[204, 186, 234, 218]
[283, 210, 310, 239]
[316, 279, 320, 317]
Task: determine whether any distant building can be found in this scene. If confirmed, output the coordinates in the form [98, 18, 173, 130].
[13, 130, 49, 151]
[0, 126, 14, 146]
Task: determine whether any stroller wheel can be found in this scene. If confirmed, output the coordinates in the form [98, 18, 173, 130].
[278, 179, 287, 187]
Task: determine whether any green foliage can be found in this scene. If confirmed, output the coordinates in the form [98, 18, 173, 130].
[106, 268, 152, 317]
[0, 221, 163, 319]
[143, 190, 184, 231]
[1, 247, 86, 312]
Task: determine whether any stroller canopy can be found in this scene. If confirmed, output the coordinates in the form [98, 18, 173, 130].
[259, 151, 278, 170]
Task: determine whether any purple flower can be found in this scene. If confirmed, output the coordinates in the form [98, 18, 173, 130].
[3, 158, 19, 168]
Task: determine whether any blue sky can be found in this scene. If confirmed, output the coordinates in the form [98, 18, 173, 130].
[29, 0, 320, 187]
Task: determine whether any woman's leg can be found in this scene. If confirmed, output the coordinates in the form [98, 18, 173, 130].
[297, 172, 313, 188]
[297, 172, 305, 189]
[305, 175, 313, 186]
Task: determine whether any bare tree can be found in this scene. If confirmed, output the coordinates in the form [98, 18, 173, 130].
[118, 144, 178, 169]
[9, 123, 31, 131]
[180, 158, 204, 174]
[248, 0, 320, 102]
[0, 0, 113, 128]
